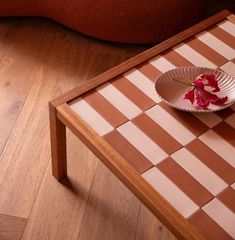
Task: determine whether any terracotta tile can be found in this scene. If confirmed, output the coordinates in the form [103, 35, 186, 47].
[186, 37, 227, 66]
[218, 187, 235, 213]
[163, 49, 193, 67]
[203, 198, 235, 239]
[199, 130, 235, 168]
[157, 157, 213, 207]
[159, 102, 208, 136]
[111, 76, 156, 111]
[213, 121, 235, 148]
[104, 130, 153, 174]
[189, 210, 233, 240]
[230, 103, 235, 111]
[84, 90, 128, 128]
[171, 148, 227, 195]
[97, 83, 142, 119]
[142, 167, 199, 218]
[132, 113, 181, 154]
[210, 26, 235, 49]
[117, 121, 168, 164]
[187, 139, 235, 184]
[136, 62, 161, 82]
[215, 108, 234, 119]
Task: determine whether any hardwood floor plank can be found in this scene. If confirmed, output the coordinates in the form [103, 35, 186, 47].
[0, 214, 27, 240]
[0, 18, 20, 60]
[134, 205, 177, 240]
[78, 162, 141, 240]
[21, 131, 99, 240]
[0, 19, 59, 156]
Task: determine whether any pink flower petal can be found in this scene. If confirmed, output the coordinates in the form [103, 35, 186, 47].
[194, 79, 205, 90]
[204, 91, 226, 103]
[195, 89, 210, 108]
[204, 91, 219, 103]
[202, 73, 220, 92]
[213, 96, 228, 104]
[184, 88, 195, 104]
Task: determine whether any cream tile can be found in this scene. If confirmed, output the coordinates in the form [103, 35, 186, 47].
[217, 20, 235, 37]
[220, 61, 235, 78]
[146, 105, 195, 145]
[98, 83, 142, 119]
[173, 43, 217, 68]
[171, 148, 228, 195]
[199, 130, 235, 168]
[149, 55, 176, 72]
[70, 99, 113, 136]
[124, 69, 161, 103]
[203, 198, 235, 239]
[117, 122, 167, 164]
[193, 112, 222, 128]
[142, 167, 199, 218]
[196, 31, 235, 60]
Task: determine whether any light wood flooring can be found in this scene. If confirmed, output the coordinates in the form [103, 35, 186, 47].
[0, 17, 177, 240]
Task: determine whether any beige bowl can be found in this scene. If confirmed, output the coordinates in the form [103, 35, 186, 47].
[155, 67, 235, 113]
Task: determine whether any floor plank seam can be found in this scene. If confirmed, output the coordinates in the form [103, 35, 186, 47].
[0, 213, 27, 221]
[0, 213, 28, 240]
[20, 159, 51, 239]
[19, 219, 28, 240]
[0, 21, 24, 159]
[77, 159, 99, 240]
[133, 203, 142, 240]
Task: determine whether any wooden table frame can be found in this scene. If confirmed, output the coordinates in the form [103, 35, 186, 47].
[49, 10, 234, 240]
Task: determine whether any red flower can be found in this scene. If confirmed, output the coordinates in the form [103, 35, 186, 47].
[184, 73, 228, 108]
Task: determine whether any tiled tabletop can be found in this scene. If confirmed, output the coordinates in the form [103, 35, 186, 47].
[69, 18, 235, 239]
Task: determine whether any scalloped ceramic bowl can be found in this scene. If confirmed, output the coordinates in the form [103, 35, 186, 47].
[155, 67, 235, 113]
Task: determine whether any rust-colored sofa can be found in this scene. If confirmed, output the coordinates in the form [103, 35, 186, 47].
[0, 0, 205, 43]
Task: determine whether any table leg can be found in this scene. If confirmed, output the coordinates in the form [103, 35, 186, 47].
[49, 103, 67, 181]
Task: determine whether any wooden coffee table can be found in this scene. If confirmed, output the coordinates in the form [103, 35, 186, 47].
[49, 10, 235, 240]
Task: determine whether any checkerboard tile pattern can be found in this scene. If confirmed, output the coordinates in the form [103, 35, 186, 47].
[70, 19, 235, 239]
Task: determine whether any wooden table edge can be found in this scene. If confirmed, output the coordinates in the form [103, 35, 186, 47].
[50, 9, 231, 108]
[57, 103, 206, 240]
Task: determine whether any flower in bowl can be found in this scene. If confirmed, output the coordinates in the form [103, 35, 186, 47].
[184, 73, 228, 108]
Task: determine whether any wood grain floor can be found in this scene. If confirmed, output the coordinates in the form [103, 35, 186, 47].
[0, 17, 176, 240]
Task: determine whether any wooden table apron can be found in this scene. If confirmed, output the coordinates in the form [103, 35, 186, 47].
[49, 10, 234, 240]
